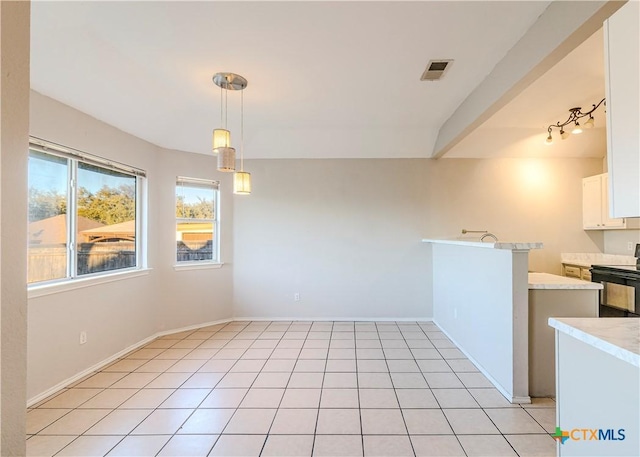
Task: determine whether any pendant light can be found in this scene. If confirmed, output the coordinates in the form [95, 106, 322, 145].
[234, 88, 251, 195]
[212, 83, 230, 151]
[212, 73, 247, 172]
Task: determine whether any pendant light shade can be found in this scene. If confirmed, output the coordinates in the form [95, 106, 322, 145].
[217, 147, 236, 172]
[234, 171, 252, 195]
[212, 72, 251, 186]
[212, 129, 230, 151]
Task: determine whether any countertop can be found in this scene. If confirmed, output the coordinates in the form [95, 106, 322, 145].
[528, 272, 603, 290]
[548, 317, 640, 367]
[561, 252, 637, 268]
[422, 239, 543, 251]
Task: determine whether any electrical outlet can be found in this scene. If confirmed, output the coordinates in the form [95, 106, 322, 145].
[628, 242, 634, 251]
[454, 308, 458, 319]
[79, 331, 87, 345]
[294, 293, 300, 302]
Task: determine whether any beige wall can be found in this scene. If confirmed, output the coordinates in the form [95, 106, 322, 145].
[28, 91, 234, 400]
[232, 157, 603, 319]
[604, 229, 640, 255]
[429, 158, 604, 274]
[232, 159, 431, 319]
[1, 1, 30, 453]
[152, 150, 234, 331]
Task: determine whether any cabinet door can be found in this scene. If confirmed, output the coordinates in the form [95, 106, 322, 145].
[582, 175, 603, 229]
[605, 1, 640, 218]
[601, 174, 625, 228]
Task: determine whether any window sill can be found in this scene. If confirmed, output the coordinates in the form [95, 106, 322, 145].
[174, 262, 224, 272]
[28, 268, 152, 299]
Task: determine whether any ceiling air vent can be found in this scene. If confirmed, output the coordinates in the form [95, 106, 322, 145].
[421, 59, 454, 81]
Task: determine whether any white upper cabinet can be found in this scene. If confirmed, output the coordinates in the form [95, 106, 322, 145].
[604, 1, 640, 218]
[583, 175, 604, 229]
[582, 173, 629, 230]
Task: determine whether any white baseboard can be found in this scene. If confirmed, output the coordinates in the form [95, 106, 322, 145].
[27, 317, 233, 407]
[155, 318, 233, 338]
[233, 316, 433, 322]
[433, 320, 531, 405]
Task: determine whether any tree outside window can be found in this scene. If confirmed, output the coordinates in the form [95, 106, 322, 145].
[176, 178, 219, 263]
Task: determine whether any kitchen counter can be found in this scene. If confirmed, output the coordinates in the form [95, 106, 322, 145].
[528, 272, 603, 290]
[550, 317, 639, 456]
[422, 238, 543, 250]
[549, 317, 639, 367]
[561, 252, 636, 268]
[528, 278, 600, 397]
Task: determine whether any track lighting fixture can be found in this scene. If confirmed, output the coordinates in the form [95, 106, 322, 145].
[544, 98, 605, 145]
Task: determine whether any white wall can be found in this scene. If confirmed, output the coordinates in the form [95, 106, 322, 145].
[232, 157, 601, 320]
[604, 229, 640, 255]
[1, 1, 29, 453]
[152, 150, 234, 331]
[27, 92, 234, 399]
[432, 243, 530, 402]
[232, 159, 431, 320]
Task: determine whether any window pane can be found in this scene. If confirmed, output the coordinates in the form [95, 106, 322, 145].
[177, 221, 214, 262]
[176, 183, 215, 219]
[77, 163, 136, 275]
[28, 150, 69, 283]
[176, 181, 216, 263]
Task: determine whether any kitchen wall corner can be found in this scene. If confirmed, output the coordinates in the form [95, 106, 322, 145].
[604, 229, 640, 255]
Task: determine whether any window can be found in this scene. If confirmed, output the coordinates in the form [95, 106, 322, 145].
[28, 140, 146, 285]
[176, 177, 219, 264]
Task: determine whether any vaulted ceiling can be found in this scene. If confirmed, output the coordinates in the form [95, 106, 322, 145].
[30, 1, 612, 159]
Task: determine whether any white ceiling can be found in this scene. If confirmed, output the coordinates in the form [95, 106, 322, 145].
[30, 1, 557, 159]
[446, 28, 607, 159]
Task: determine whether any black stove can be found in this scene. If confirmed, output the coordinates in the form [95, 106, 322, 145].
[591, 264, 640, 277]
[591, 263, 639, 317]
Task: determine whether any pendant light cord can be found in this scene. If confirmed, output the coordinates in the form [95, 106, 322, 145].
[224, 78, 228, 130]
[219, 85, 223, 128]
[240, 89, 244, 172]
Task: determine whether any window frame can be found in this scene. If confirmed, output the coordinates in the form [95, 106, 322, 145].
[175, 176, 220, 267]
[27, 138, 147, 289]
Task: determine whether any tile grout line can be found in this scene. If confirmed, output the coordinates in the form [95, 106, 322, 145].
[430, 323, 535, 457]
[47, 325, 208, 456]
[373, 321, 410, 456]
[310, 320, 335, 457]
[343, 321, 364, 457]
[418, 321, 469, 457]
[258, 320, 310, 456]
[128, 322, 234, 457]
[354, 321, 365, 457]
[212, 320, 290, 454]
[153, 320, 258, 457]
[87, 322, 241, 456]
[146, 322, 243, 457]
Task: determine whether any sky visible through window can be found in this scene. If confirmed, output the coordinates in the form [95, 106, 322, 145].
[29, 150, 133, 194]
[28, 151, 67, 193]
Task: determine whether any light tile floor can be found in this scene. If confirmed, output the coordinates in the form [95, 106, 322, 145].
[27, 321, 557, 456]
